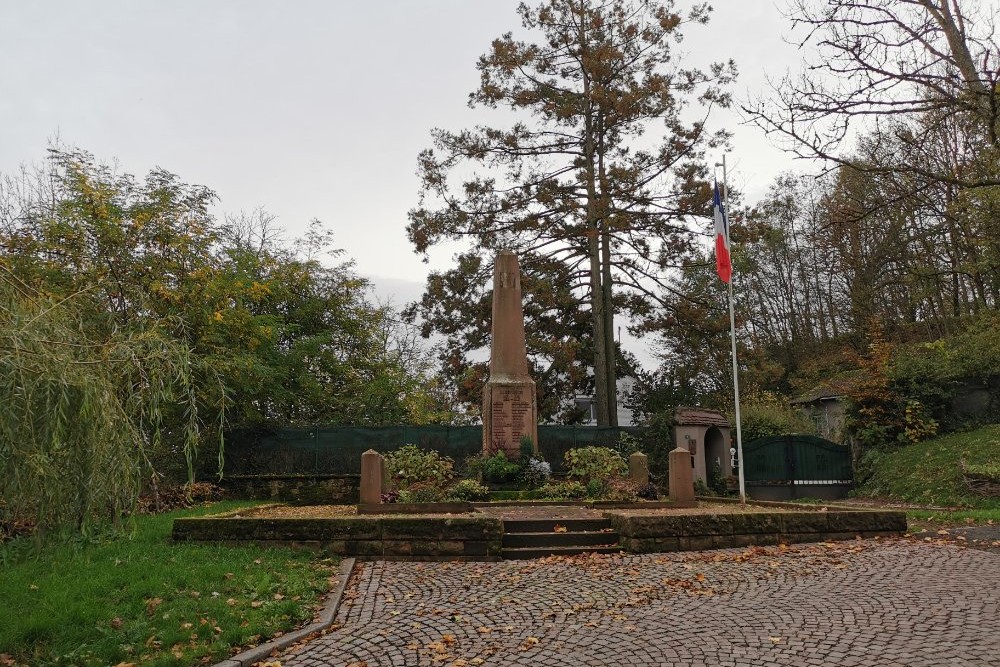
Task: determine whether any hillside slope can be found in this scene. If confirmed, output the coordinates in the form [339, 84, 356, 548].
[857, 424, 1000, 508]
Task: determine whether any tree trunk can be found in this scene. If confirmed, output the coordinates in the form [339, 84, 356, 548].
[579, 5, 611, 426]
[601, 228, 618, 426]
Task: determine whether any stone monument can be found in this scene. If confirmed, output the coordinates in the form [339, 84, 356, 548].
[482, 250, 538, 457]
[360, 449, 383, 505]
[669, 446, 696, 504]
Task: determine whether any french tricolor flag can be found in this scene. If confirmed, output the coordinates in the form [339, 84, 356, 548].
[713, 180, 732, 284]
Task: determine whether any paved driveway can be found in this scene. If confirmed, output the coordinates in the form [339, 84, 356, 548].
[282, 539, 999, 666]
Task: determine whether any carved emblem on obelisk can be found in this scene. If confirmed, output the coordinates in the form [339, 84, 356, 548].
[482, 250, 538, 457]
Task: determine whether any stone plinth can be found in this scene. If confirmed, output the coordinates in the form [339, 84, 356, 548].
[483, 250, 538, 457]
[360, 449, 383, 505]
[629, 452, 649, 486]
[669, 447, 695, 503]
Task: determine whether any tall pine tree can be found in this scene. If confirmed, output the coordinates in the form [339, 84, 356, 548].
[408, 0, 735, 424]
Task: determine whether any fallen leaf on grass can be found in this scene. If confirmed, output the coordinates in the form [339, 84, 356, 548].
[226, 598, 237, 606]
[110, 617, 124, 629]
[1, 656, 17, 667]
[251, 600, 264, 608]
[144, 598, 163, 615]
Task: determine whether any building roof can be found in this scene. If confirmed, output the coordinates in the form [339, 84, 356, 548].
[674, 407, 729, 427]
[790, 382, 849, 405]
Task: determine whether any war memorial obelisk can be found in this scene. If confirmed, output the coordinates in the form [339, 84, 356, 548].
[482, 250, 538, 457]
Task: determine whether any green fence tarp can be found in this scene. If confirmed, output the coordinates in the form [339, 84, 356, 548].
[223, 425, 643, 476]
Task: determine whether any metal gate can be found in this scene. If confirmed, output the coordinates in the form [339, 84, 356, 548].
[742, 435, 853, 500]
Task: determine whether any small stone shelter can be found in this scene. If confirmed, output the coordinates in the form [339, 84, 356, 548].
[674, 407, 734, 484]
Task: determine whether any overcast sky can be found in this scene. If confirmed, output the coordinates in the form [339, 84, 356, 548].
[1, 0, 806, 364]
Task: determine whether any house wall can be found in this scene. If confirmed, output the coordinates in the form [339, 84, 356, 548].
[673, 424, 733, 484]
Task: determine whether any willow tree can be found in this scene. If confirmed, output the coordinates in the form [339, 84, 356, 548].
[408, 0, 735, 424]
[0, 279, 214, 534]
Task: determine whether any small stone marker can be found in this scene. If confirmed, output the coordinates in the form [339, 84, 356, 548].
[629, 452, 649, 486]
[668, 447, 695, 503]
[360, 449, 383, 505]
[482, 250, 538, 457]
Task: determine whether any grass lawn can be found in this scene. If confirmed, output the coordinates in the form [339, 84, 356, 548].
[856, 423, 1000, 509]
[0, 501, 338, 667]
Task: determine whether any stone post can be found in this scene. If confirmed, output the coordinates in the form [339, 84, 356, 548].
[628, 452, 649, 486]
[360, 449, 383, 505]
[482, 250, 538, 457]
[668, 447, 695, 503]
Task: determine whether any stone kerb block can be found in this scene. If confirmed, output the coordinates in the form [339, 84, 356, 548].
[668, 446, 695, 503]
[360, 449, 383, 505]
[629, 452, 649, 486]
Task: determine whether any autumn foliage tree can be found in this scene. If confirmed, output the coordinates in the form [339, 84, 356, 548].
[0, 148, 443, 532]
[407, 0, 735, 424]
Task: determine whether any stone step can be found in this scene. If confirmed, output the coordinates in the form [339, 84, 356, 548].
[502, 530, 619, 549]
[501, 545, 624, 560]
[502, 518, 611, 533]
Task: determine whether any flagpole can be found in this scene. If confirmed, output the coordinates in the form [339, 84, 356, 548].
[717, 155, 746, 504]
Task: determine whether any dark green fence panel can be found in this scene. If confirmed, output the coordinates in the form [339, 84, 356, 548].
[743, 435, 852, 483]
[223, 425, 642, 476]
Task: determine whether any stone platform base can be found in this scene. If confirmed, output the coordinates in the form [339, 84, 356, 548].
[173, 502, 907, 561]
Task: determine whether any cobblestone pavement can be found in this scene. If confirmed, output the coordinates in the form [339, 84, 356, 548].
[281, 539, 1000, 667]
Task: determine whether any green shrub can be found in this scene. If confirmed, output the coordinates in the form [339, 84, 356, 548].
[489, 489, 547, 501]
[518, 435, 536, 459]
[446, 479, 491, 502]
[564, 446, 627, 483]
[613, 431, 641, 459]
[740, 392, 816, 442]
[693, 477, 713, 496]
[384, 445, 454, 491]
[603, 477, 642, 502]
[482, 452, 522, 484]
[585, 478, 604, 498]
[538, 480, 587, 500]
[398, 483, 446, 504]
[708, 460, 728, 496]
